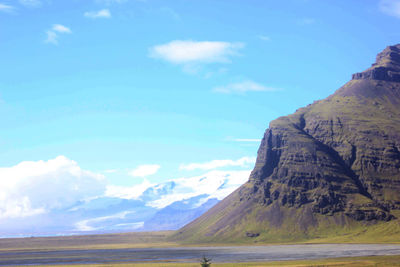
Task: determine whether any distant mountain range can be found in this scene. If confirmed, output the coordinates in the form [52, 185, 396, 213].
[0, 170, 249, 237]
[173, 44, 400, 243]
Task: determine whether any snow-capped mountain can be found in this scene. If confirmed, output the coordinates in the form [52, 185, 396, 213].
[0, 156, 251, 237]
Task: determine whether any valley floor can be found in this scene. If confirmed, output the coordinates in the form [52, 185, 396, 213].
[0, 255, 399, 267]
[0, 232, 400, 266]
[0, 243, 399, 266]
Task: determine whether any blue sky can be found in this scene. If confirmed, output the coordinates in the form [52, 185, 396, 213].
[1, 0, 400, 228]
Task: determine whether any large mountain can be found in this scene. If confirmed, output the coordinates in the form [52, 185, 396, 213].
[173, 45, 400, 243]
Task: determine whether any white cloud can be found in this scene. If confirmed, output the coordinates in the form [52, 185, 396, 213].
[84, 9, 111, 19]
[45, 31, 58, 44]
[379, 0, 400, 18]
[149, 40, 244, 64]
[19, 0, 41, 7]
[0, 156, 106, 219]
[179, 156, 255, 171]
[52, 24, 71, 33]
[213, 80, 278, 94]
[45, 24, 71, 45]
[0, 3, 14, 12]
[129, 164, 160, 177]
[258, 35, 270, 41]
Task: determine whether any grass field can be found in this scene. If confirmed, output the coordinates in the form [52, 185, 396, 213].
[0, 231, 175, 251]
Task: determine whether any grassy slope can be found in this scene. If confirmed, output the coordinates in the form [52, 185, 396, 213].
[173, 206, 400, 245]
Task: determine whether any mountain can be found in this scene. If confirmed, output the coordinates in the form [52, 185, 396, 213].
[0, 170, 249, 237]
[142, 195, 219, 231]
[172, 45, 400, 243]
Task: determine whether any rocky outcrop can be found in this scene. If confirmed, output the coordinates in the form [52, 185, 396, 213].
[173, 44, 400, 243]
[352, 45, 400, 82]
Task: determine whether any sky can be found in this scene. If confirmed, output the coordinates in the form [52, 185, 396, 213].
[1, 0, 400, 234]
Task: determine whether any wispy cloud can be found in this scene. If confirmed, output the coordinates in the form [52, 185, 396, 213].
[379, 0, 400, 18]
[179, 156, 255, 171]
[129, 164, 160, 177]
[19, 0, 41, 7]
[95, 0, 126, 4]
[159, 7, 180, 21]
[298, 17, 316, 25]
[95, 0, 146, 5]
[258, 35, 270, 41]
[84, 9, 111, 19]
[45, 31, 58, 44]
[45, 24, 72, 45]
[233, 138, 261, 142]
[53, 24, 72, 33]
[149, 40, 244, 69]
[0, 3, 14, 12]
[213, 80, 278, 94]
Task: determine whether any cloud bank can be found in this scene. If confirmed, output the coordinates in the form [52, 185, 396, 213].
[0, 156, 105, 219]
[0, 156, 253, 235]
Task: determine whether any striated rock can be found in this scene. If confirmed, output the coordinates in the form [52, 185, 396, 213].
[173, 44, 400, 243]
[352, 44, 400, 82]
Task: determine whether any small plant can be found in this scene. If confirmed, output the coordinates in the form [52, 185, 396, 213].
[200, 255, 211, 267]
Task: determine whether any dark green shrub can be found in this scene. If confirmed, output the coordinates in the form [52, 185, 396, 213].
[200, 255, 211, 267]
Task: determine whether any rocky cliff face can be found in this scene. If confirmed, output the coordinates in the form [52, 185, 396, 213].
[173, 45, 400, 243]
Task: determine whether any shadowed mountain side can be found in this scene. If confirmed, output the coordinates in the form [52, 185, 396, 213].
[143, 197, 219, 231]
[171, 44, 400, 243]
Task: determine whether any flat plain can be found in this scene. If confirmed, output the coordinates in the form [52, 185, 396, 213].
[0, 232, 400, 266]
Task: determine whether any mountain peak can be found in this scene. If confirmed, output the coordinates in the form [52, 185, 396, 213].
[174, 44, 400, 244]
[352, 44, 400, 82]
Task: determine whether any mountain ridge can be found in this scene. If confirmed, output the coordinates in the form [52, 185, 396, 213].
[172, 44, 400, 243]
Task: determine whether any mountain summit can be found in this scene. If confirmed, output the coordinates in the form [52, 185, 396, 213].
[353, 44, 400, 82]
[173, 45, 400, 243]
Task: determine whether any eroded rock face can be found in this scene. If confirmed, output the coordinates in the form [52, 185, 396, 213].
[352, 44, 400, 82]
[174, 45, 400, 242]
[247, 45, 400, 222]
